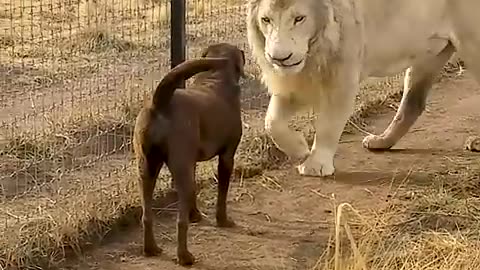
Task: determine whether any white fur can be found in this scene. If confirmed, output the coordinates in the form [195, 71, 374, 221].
[247, 0, 480, 177]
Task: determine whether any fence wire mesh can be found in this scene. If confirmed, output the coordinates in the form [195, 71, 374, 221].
[0, 0, 405, 268]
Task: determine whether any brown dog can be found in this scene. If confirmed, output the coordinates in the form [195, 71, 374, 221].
[133, 43, 245, 266]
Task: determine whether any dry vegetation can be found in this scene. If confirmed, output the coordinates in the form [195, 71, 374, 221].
[0, 0, 477, 269]
[314, 158, 480, 270]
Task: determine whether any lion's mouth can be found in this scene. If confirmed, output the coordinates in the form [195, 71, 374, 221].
[276, 59, 304, 68]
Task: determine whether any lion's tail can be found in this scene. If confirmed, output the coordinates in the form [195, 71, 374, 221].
[152, 57, 228, 111]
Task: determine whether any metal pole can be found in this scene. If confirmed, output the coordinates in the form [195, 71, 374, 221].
[171, 0, 186, 88]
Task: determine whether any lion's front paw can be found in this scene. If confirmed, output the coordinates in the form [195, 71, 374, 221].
[291, 147, 310, 161]
[464, 136, 480, 152]
[288, 149, 310, 165]
[278, 136, 310, 162]
[296, 156, 335, 177]
[269, 129, 310, 162]
[362, 134, 393, 150]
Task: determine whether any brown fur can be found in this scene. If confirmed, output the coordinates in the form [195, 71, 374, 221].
[132, 43, 246, 266]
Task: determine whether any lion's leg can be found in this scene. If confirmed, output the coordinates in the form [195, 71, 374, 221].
[455, 44, 480, 86]
[265, 94, 310, 161]
[450, 1, 480, 84]
[297, 83, 357, 177]
[362, 43, 455, 150]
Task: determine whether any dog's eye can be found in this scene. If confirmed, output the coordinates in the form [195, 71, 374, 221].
[261, 17, 271, 24]
[294, 15, 305, 24]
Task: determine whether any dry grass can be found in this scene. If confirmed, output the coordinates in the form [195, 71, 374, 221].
[314, 157, 480, 270]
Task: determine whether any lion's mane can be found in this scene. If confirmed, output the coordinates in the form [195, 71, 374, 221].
[246, 0, 348, 101]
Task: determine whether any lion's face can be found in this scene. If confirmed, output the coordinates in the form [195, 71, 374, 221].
[253, 0, 318, 74]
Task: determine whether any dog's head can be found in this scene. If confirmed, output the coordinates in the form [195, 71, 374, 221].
[200, 43, 246, 81]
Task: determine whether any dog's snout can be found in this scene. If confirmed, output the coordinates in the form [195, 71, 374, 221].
[267, 52, 293, 64]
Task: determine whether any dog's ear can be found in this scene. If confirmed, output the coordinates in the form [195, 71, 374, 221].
[200, 47, 209, 57]
[236, 49, 246, 78]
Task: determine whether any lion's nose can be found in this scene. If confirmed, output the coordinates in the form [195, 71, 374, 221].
[267, 52, 293, 65]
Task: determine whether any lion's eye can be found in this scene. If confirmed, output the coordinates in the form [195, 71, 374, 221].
[294, 16, 305, 24]
[261, 17, 271, 24]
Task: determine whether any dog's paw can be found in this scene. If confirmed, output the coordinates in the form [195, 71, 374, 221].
[216, 217, 236, 228]
[297, 155, 334, 177]
[143, 244, 163, 257]
[177, 250, 195, 266]
[362, 134, 393, 150]
[189, 208, 203, 223]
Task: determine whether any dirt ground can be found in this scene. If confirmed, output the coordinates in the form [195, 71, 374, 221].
[61, 72, 480, 270]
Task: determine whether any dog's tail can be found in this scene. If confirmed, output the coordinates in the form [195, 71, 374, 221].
[151, 57, 228, 111]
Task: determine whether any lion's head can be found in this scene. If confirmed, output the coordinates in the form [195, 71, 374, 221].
[247, 0, 336, 76]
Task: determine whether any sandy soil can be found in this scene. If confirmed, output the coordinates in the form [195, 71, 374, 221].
[61, 72, 480, 270]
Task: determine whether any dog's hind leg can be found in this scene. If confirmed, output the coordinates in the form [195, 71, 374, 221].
[189, 164, 203, 224]
[137, 154, 163, 257]
[215, 143, 239, 228]
[169, 159, 196, 266]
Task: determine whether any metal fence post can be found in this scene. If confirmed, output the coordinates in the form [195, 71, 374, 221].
[171, 0, 186, 88]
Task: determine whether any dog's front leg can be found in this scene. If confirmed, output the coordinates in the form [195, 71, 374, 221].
[265, 94, 310, 162]
[298, 75, 358, 177]
[170, 162, 196, 266]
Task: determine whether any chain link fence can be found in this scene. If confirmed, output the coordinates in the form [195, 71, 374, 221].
[0, 0, 408, 268]
[0, 0, 268, 267]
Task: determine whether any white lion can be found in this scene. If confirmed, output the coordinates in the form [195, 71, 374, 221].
[246, 0, 480, 177]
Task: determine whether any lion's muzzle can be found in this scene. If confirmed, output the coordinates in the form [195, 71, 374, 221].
[267, 52, 292, 64]
[266, 49, 303, 66]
